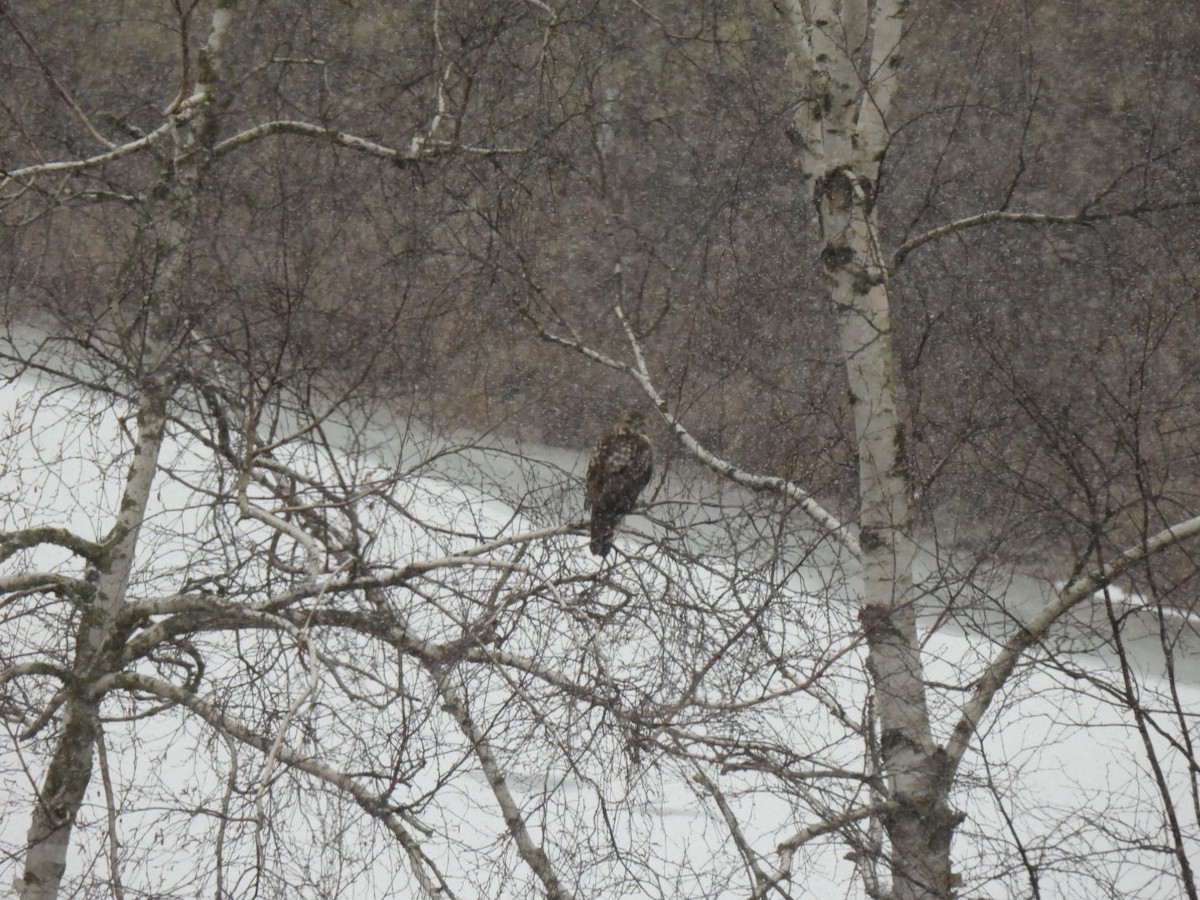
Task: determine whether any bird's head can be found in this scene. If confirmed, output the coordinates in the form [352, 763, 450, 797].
[620, 409, 648, 432]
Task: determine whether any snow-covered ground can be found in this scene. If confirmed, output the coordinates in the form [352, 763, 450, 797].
[2, 366, 1197, 899]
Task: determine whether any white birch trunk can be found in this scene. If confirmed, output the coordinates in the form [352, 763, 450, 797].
[821, 180, 958, 900]
[15, 6, 235, 896]
[778, 2, 958, 897]
[17, 392, 168, 900]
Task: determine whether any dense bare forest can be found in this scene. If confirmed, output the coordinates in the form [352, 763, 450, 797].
[5, 2, 1199, 477]
[3, 2, 1200, 898]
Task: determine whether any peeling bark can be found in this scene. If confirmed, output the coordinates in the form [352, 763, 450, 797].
[778, 2, 957, 897]
[14, 4, 235, 895]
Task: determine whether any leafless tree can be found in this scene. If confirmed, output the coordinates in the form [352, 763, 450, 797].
[511, 1, 1200, 898]
[4, 2, 1200, 900]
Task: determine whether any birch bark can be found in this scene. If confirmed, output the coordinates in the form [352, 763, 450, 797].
[778, 2, 959, 897]
[15, 5, 235, 896]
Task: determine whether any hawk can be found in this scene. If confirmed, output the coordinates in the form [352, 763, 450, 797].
[585, 409, 654, 557]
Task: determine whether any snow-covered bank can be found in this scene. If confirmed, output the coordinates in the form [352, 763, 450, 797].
[2, 364, 1197, 899]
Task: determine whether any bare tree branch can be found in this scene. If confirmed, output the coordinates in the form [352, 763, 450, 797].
[946, 512, 1200, 771]
[0, 118, 179, 193]
[0, 2, 114, 148]
[212, 119, 524, 164]
[890, 196, 1200, 271]
[429, 662, 576, 900]
[99, 671, 459, 900]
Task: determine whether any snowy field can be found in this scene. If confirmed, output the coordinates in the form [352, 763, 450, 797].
[2, 368, 1198, 899]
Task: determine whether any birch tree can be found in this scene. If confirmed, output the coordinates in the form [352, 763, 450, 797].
[513, 1, 1200, 898]
[1, 2, 591, 897]
[5, 1, 1200, 899]
[777, 4, 960, 896]
[773, 9, 1199, 894]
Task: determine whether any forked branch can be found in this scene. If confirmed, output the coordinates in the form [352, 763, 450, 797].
[520, 296, 861, 558]
[100, 671, 458, 899]
[946, 512, 1200, 770]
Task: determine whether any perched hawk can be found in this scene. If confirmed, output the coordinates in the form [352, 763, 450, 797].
[585, 409, 654, 557]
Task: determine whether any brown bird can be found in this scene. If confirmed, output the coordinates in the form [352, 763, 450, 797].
[585, 409, 654, 557]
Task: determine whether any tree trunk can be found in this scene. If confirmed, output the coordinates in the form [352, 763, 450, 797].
[17, 389, 169, 899]
[778, 1, 958, 896]
[16, 3, 233, 891]
[16, 698, 101, 900]
[819, 174, 958, 900]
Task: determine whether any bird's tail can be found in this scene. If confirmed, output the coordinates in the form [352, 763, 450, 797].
[589, 512, 619, 557]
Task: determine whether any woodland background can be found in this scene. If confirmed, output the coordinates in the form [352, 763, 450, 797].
[6, 2, 1198, 517]
[3, 1, 1200, 898]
